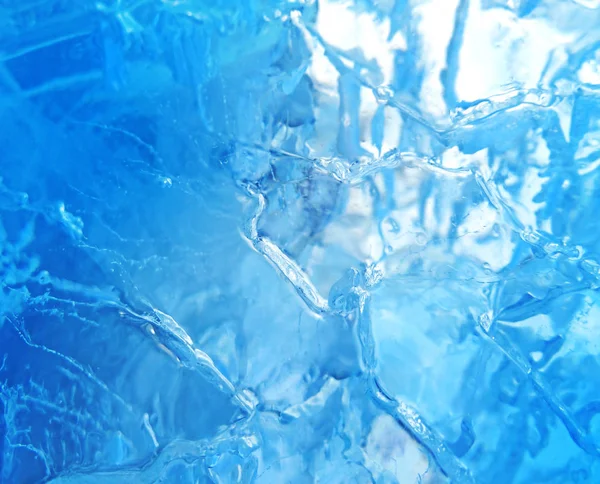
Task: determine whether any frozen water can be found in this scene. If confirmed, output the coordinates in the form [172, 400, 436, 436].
[1, 0, 600, 482]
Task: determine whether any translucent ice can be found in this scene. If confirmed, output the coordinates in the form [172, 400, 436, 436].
[2, 0, 600, 482]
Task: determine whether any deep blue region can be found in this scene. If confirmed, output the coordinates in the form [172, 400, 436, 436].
[2, 0, 600, 483]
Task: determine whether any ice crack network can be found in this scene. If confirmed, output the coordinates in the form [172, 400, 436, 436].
[1, 0, 600, 483]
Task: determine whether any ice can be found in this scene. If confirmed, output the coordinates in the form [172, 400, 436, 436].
[2, 0, 600, 482]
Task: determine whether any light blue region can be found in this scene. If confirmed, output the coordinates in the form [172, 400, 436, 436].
[1, 0, 600, 483]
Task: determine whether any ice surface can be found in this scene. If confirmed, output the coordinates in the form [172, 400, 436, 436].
[2, 0, 600, 482]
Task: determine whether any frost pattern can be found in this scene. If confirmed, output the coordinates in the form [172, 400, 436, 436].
[1, 0, 600, 482]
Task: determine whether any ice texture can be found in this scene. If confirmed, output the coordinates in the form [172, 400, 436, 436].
[1, 0, 600, 482]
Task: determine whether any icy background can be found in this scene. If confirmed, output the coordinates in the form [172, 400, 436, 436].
[2, 0, 600, 482]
